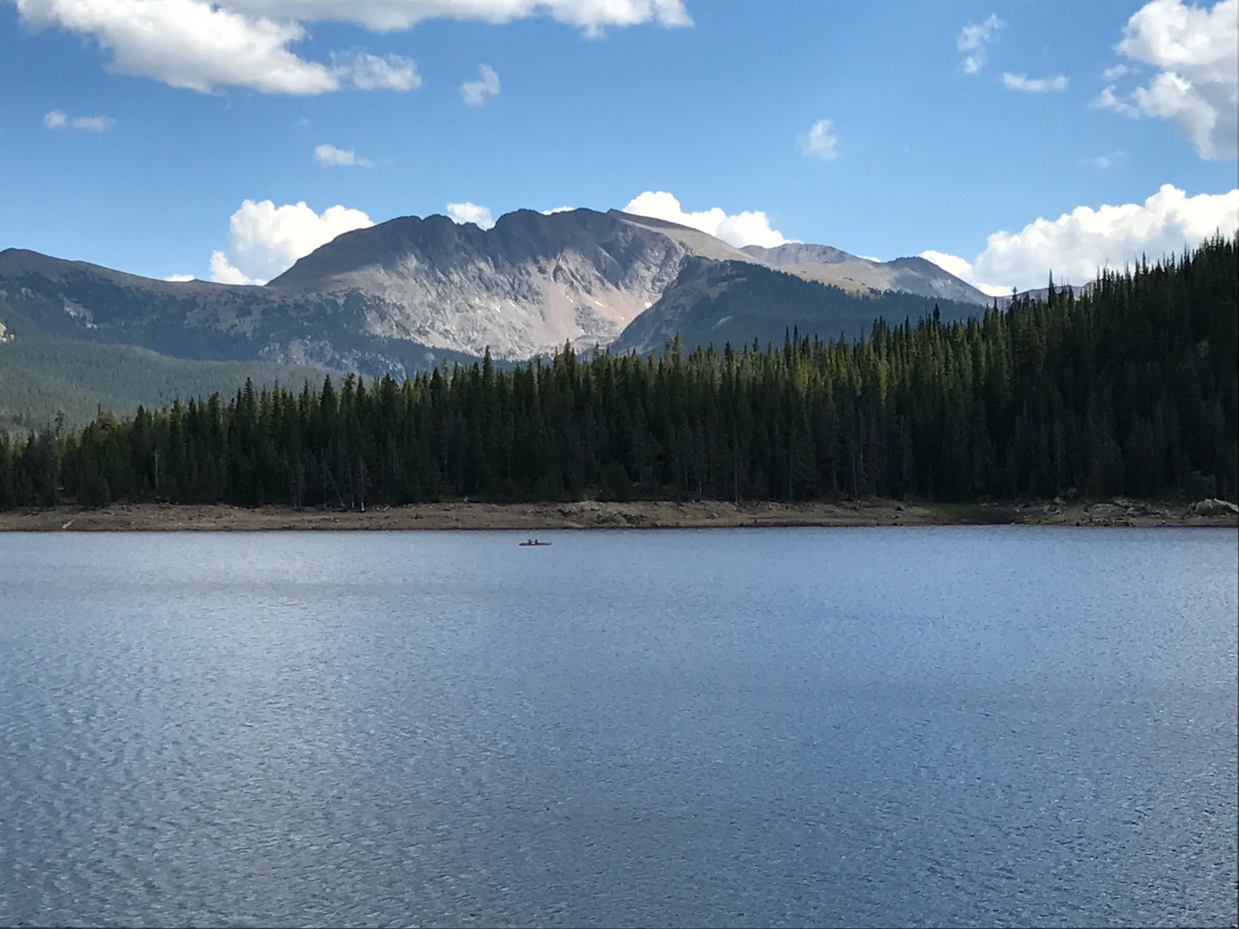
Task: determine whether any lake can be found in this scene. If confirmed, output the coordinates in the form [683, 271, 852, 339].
[1, 528, 1235, 927]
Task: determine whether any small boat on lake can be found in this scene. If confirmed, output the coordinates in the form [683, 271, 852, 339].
[519, 539, 551, 546]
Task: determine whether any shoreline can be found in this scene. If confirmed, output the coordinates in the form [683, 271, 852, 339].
[0, 498, 1235, 531]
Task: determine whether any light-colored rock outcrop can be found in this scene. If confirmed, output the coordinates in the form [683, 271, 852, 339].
[1188, 498, 1239, 517]
[267, 209, 767, 360]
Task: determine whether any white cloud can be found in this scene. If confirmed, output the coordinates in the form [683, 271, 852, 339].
[18, 0, 338, 94]
[1103, 63, 1132, 80]
[446, 201, 496, 229]
[919, 251, 1011, 297]
[926, 185, 1238, 293]
[460, 64, 500, 106]
[227, 0, 692, 31]
[957, 13, 1004, 74]
[209, 199, 374, 284]
[43, 109, 114, 131]
[68, 115, 114, 131]
[314, 143, 373, 167]
[17, 0, 689, 94]
[798, 119, 838, 160]
[621, 190, 791, 249]
[209, 251, 257, 285]
[1079, 150, 1126, 169]
[1096, 0, 1238, 159]
[1002, 72, 1069, 92]
[163, 273, 196, 282]
[542, 206, 575, 214]
[1092, 84, 1142, 117]
[331, 51, 420, 90]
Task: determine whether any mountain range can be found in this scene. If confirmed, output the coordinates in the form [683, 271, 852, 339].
[1, 207, 998, 424]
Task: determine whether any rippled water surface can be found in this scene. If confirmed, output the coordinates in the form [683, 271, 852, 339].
[1, 527, 1236, 927]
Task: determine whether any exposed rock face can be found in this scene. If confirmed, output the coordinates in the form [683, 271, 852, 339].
[268, 209, 762, 360]
[741, 244, 994, 306]
[742, 243, 855, 266]
[2, 207, 992, 375]
[610, 257, 981, 357]
[0, 248, 475, 378]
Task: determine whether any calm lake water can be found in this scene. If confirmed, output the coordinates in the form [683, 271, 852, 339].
[1, 528, 1235, 928]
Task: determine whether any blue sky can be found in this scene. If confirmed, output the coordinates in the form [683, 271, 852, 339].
[1, 0, 1235, 292]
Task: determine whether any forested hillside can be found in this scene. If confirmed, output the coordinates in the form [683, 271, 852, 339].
[0, 321, 332, 431]
[610, 257, 979, 355]
[2, 236, 1234, 508]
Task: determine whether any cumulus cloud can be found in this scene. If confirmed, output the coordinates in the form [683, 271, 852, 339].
[209, 199, 374, 284]
[542, 206, 575, 214]
[461, 64, 500, 106]
[924, 184, 1238, 294]
[163, 273, 196, 282]
[228, 0, 692, 31]
[43, 109, 114, 131]
[1103, 63, 1132, 80]
[1095, 0, 1238, 160]
[314, 143, 373, 167]
[621, 191, 791, 249]
[209, 251, 257, 285]
[446, 201, 496, 229]
[16, 0, 689, 94]
[1002, 72, 1069, 92]
[18, 0, 337, 94]
[798, 119, 838, 160]
[918, 251, 1010, 297]
[957, 13, 1004, 74]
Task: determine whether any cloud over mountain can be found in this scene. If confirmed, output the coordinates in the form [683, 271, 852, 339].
[209, 199, 374, 284]
[925, 184, 1238, 292]
[446, 202, 496, 230]
[622, 191, 790, 249]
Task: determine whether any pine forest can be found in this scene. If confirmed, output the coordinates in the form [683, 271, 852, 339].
[2, 236, 1235, 510]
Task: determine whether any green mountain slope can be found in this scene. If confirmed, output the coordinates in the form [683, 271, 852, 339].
[0, 316, 334, 429]
[610, 258, 984, 355]
[0, 248, 482, 380]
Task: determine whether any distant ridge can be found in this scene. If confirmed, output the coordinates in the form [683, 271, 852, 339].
[610, 258, 980, 356]
[267, 207, 765, 359]
[741, 244, 994, 306]
[1, 207, 999, 423]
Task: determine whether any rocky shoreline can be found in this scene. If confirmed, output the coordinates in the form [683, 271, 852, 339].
[0, 497, 1235, 531]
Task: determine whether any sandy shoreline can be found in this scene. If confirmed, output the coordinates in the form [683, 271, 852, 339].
[0, 498, 1235, 531]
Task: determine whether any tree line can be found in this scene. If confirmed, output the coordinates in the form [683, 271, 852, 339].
[2, 235, 1235, 509]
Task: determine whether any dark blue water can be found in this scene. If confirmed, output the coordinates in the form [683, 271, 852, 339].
[1, 528, 1235, 927]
